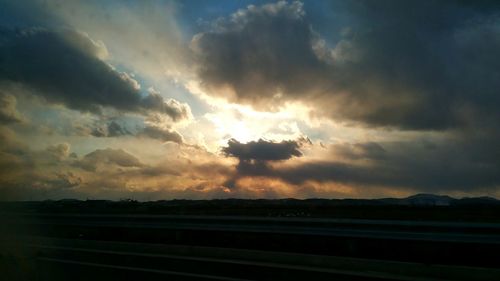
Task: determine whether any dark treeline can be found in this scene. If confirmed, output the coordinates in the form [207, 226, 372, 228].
[1, 194, 500, 222]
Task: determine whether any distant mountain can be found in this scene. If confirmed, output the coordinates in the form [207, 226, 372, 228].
[377, 194, 499, 206]
[2, 194, 498, 208]
[376, 194, 451, 206]
[1, 194, 499, 222]
[453, 196, 500, 206]
[403, 193, 454, 206]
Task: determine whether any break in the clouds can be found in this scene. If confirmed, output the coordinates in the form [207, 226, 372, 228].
[0, 0, 499, 200]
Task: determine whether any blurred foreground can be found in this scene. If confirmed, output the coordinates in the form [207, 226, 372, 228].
[1, 197, 500, 280]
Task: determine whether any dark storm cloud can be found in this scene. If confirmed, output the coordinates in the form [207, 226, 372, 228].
[323, 0, 500, 130]
[139, 125, 183, 144]
[90, 121, 130, 138]
[86, 120, 183, 144]
[222, 138, 302, 161]
[232, 138, 500, 192]
[206, 1, 500, 195]
[221, 137, 306, 190]
[107, 121, 129, 137]
[335, 142, 387, 160]
[141, 89, 192, 122]
[89, 127, 106, 137]
[193, 1, 500, 130]
[0, 28, 190, 121]
[192, 1, 329, 110]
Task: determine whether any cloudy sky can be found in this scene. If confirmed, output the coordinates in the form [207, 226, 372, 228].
[0, 0, 499, 200]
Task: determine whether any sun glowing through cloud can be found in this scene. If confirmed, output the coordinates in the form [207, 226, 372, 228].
[0, 0, 499, 200]
[202, 102, 312, 148]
